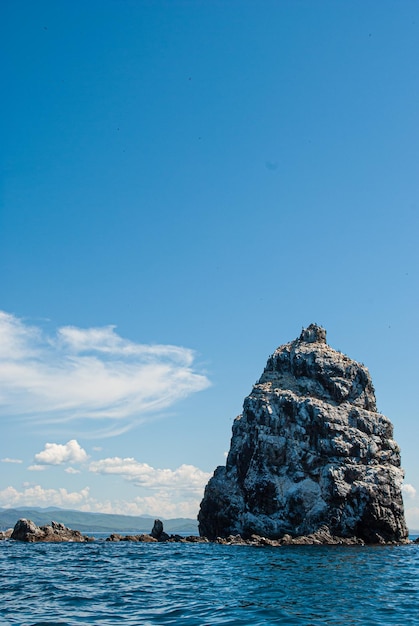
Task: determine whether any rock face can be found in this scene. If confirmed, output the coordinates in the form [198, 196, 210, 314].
[198, 324, 408, 543]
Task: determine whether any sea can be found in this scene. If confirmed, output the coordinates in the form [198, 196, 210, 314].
[1, 537, 419, 626]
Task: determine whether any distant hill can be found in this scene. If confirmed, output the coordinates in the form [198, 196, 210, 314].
[0, 507, 198, 535]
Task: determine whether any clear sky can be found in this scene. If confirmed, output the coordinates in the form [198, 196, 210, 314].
[1, 1, 418, 527]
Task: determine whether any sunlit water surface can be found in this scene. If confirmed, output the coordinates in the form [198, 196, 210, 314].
[1, 540, 419, 625]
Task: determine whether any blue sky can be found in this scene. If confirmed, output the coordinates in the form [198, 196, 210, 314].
[1, 1, 419, 526]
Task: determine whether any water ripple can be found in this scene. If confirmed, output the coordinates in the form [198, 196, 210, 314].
[1, 541, 418, 625]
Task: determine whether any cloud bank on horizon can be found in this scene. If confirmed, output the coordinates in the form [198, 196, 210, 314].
[0, 438, 211, 518]
[0, 311, 210, 436]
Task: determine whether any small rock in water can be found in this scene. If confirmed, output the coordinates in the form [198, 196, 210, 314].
[151, 519, 164, 538]
[150, 518, 170, 541]
[0, 528, 14, 540]
[11, 518, 91, 542]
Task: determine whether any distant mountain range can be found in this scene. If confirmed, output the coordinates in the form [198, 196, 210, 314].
[0, 507, 198, 535]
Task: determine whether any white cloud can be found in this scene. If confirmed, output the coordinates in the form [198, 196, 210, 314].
[1, 458, 23, 464]
[89, 456, 211, 517]
[0, 311, 40, 360]
[65, 467, 81, 474]
[89, 457, 210, 492]
[405, 505, 419, 531]
[34, 439, 88, 466]
[402, 483, 419, 530]
[147, 495, 205, 518]
[402, 483, 417, 499]
[27, 464, 49, 471]
[64, 494, 203, 519]
[0, 311, 210, 434]
[0, 485, 91, 509]
[129, 493, 202, 519]
[0, 480, 204, 519]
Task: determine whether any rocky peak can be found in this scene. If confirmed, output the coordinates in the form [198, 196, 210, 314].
[198, 324, 408, 543]
[260, 324, 376, 411]
[298, 323, 327, 344]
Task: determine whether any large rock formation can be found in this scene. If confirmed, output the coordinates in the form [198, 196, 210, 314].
[198, 324, 408, 543]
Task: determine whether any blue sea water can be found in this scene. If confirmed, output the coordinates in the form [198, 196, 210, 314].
[1, 539, 419, 626]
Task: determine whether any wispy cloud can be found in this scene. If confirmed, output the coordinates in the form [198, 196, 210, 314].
[0, 311, 210, 435]
[65, 467, 81, 475]
[1, 458, 23, 464]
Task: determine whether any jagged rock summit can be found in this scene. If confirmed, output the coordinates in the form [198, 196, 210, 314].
[198, 324, 408, 543]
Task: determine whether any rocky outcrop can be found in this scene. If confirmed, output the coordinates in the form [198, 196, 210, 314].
[106, 533, 158, 542]
[198, 324, 408, 544]
[106, 520, 209, 543]
[150, 518, 170, 541]
[11, 519, 92, 542]
[214, 525, 365, 546]
[7, 517, 209, 544]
